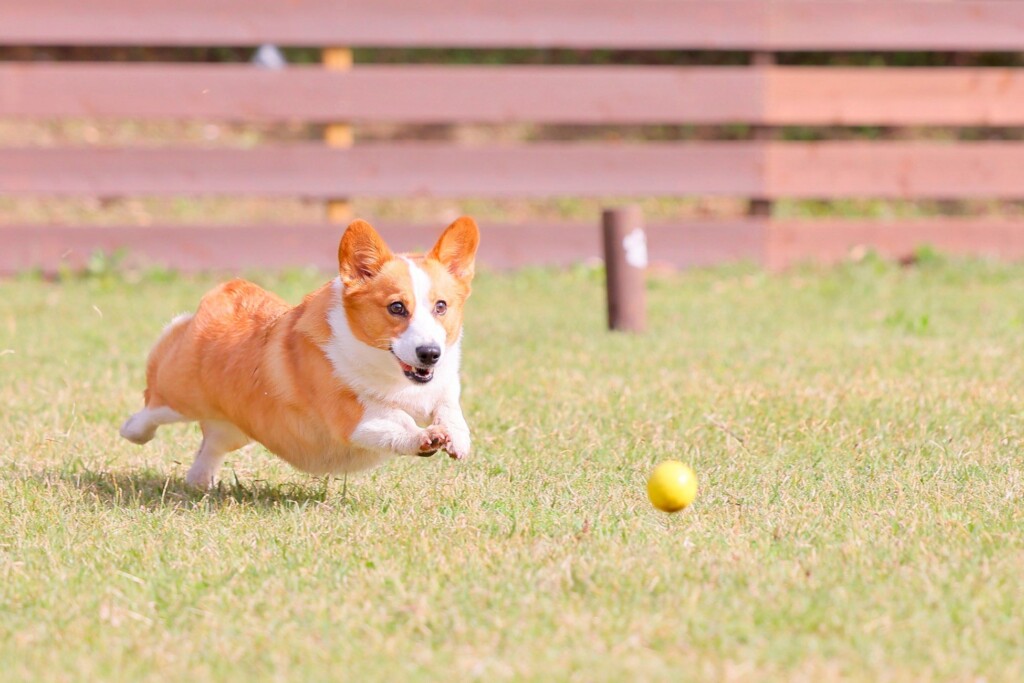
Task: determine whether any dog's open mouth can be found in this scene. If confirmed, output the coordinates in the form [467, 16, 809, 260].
[396, 357, 434, 384]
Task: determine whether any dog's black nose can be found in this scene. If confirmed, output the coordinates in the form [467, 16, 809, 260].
[416, 344, 442, 366]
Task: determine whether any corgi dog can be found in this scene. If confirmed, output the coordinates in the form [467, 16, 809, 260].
[119, 217, 480, 488]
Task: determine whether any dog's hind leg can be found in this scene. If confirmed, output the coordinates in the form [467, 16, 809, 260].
[185, 420, 251, 489]
[120, 405, 187, 445]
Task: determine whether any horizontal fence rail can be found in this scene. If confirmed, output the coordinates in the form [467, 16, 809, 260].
[5, 143, 1024, 199]
[767, 68, 1024, 126]
[0, 144, 765, 197]
[765, 143, 1024, 199]
[7, 65, 1024, 126]
[2, 1, 1024, 50]
[0, 64, 763, 124]
[766, 219, 1024, 269]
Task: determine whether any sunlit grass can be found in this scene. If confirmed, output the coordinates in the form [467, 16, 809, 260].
[1, 259, 1022, 681]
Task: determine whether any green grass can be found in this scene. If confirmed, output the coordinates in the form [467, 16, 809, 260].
[1, 259, 1023, 682]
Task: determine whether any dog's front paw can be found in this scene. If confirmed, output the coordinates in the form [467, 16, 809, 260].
[416, 425, 451, 457]
[442, 427, 471, 461]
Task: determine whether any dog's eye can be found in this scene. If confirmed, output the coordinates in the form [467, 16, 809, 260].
[434, 300, 447, 316]
[388, 301, 407, 316]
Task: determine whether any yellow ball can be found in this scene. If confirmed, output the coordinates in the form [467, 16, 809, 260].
[647, 461, 698, 513]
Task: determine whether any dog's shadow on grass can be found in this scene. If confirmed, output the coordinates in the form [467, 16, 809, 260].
[52, 468, 339, 510]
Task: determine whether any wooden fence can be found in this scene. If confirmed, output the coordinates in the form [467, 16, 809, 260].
[3, 0, 1024, 272]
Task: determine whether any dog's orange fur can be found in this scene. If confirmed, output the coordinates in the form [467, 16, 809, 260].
[144, 279, 364, 470]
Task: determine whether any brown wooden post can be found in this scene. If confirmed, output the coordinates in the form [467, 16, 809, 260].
[749, 51, 775, 218]
[323, 47, 353, 223]
[602, 206, 647, 333]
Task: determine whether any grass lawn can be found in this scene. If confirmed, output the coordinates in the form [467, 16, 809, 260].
[1, 258, 1022, 682]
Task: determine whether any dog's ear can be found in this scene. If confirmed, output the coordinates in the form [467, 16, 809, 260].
[338, 220, 394, 286]
[429, 216, 480, 282]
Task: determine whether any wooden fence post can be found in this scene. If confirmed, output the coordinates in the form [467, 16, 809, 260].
[749, 51, 775, 219]
[602, 206, 647, 333]
[323, 47, 353, 223]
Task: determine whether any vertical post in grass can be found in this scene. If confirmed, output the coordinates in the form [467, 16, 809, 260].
[323, 47, 354, 224]
[602, 206, 647, 333]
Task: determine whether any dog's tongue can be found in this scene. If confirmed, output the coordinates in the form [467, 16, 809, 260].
[399, 360, 414, 372]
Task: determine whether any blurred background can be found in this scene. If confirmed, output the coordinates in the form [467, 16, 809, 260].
[3, 0, 1024, 273]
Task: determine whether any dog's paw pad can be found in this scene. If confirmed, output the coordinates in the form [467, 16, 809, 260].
[417, 426, 450, 455]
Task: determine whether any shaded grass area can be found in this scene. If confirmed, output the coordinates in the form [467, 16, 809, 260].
[1, 260, 1023, 681]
